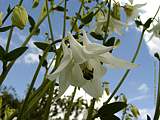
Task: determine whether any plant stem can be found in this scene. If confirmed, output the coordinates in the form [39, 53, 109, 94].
[63, 0, 67, 37]
[86, 98, 96, 120]
[17, 45, 51, 120]
[70, 1, 83, 33]
[46, 0, 56, 51]
[64, 87, 77, 120]
[6, 27, 13, 52]
[153, 60, 160, 120]
[105, 29, 145, 104]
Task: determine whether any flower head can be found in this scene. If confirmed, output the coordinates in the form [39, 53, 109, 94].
[124, 0, 146, 24]
[48, 30, 137, 99]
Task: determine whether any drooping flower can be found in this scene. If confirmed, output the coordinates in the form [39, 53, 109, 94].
[148, 22, 160, 41]
[48, 30, 137, 99]
[95, 7, 125, 35]
[123, 0, 146, 24]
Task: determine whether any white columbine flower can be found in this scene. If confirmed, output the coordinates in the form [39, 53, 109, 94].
[48, 30, 137, 99]
[148, 22, 160, 41]
[123, 0, 146, 24]
[95, 11, 125, 35]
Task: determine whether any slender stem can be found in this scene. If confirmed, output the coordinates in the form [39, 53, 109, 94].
[63, 0, 67, 37]
[105, 29, 145, 104]
[70, 1, 83, 33]
[18, 0, 24, 5]
[86, 98, 96, 120]
[46, 0, 56, 51]
[64, 87, 77, 120]
[153, 60, 160, 120]
[17, 45, 50, 120]
[43, 82, 54, 120]
[6, 27, 13, 52]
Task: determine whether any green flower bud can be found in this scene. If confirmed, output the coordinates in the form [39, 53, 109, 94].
[32, 0, 39, 8]
[124, 4, 134, 17]
[130, 105, 140, 118]
[112, 2, 121, 20]
[0, 12, 3, 26]
[11, 6, 28, 29]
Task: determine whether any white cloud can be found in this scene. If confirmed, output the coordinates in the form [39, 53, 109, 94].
[138, 83, 149, 93]
[24, 53, 39, 64]
[139, 108, 154, 120]
[128, 95, 149, 103]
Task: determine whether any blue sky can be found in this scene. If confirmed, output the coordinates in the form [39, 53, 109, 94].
[0, 0, 160, 119]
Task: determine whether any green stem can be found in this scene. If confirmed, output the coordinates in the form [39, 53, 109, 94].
[63, 0, 67, 37]
[46, 0, 56, 51]
[153, 60, 160, 120]
[70, 1, 83, 33]
[64, 87, 77, 120]
[17, 45, 51, 120]
[43, 82, 54, 120]
[6, 27, 13, 52]
[105, 29, 145, 104]
[86, 98, 96, 120]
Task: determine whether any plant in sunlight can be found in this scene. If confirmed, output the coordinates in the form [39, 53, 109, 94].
[0, 0, 160, 120]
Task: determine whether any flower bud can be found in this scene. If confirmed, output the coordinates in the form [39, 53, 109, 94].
[0, 12, 3, 26]
[112, 2, 121, 20]
[11, 5, 28, 29]
[32, 0, 39, 8]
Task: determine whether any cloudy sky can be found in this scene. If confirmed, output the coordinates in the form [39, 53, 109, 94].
[0, 0, 160, 119]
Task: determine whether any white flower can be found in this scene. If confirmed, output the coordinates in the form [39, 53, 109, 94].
[48, 30, 137, 99]
[95, 15, 125, 35]
[124, 0, 146, 24]
[149, 22, 160, 41]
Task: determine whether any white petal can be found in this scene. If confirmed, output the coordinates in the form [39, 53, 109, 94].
[134, 3, 146, 8]
[47, 41, 72, 80]
[99, 52, 137, 69]
[68, 32, 86, 64]
[69, 63, 87, 87]
[83, 44, 114, 58]
[82, 59, 105, 99]
[80, 29, 91, 46]
[56, 68, 71, 98]
[82, 78, 103, 99]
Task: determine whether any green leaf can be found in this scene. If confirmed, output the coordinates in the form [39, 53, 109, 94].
[81, 11, 94, 24]
[100, 115, 120, 120]
[0, 45, 5, 60]
[96, 102, 127, 118]
[28, 15, 35, 27]
[5, 47, 28, 61]
[39, 55, 48, 68]
[144, 18, 153, 29]
[34, 42, 54, 52]
[55, 6, 66, 12]
[7, 4, 11, 13]
[0, 25, 12, 32]
[90, 32, 104, 40]
[32, 0, 39, 8]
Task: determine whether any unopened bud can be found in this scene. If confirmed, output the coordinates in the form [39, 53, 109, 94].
[11, 6, 28, 29]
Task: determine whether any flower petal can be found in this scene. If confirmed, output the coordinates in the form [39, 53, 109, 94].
[99, 52, 137, 69]
[82, 59, 105, 99]
[68, 32, 86, 64]
[56, 68, 71, 99]
[47, 41, 72, 80]
[69, 63, 87, 87]
[83, 44, 113, 57]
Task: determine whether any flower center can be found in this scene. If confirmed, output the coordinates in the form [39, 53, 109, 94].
[80, 62, 94, 80]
